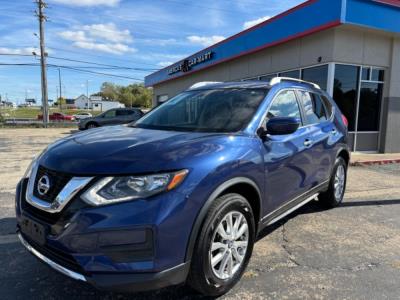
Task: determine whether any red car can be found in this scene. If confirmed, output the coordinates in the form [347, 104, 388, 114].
[37, 112, 75, 121]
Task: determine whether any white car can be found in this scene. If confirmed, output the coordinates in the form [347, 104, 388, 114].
[73, 112, 93, 120]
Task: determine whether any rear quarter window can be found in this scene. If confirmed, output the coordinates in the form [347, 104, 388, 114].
[297, 91, 328, 124]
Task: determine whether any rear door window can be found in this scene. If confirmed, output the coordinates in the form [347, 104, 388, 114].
[297, 91, 328, 124]
[103, 110, 116, 118]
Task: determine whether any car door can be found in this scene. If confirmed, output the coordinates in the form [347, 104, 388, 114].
[99, 109, 117, 126]
[261, 90, 311, 214]
[296, 90, 334, 188]
[116, 109, 135, 124]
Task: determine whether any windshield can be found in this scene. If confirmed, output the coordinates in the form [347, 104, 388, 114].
[134, 88, 268, 132]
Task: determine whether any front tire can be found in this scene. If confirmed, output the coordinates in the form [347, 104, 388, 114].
[85, 122, 98, 129]
[188, 193, 255, 297]
[319, 157, 347, 208]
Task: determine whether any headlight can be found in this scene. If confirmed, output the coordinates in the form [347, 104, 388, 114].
[82, 169, 189, 206]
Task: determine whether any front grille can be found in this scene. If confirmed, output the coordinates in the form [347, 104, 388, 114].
[21, 233, 85, 275]
[33, 166, 72, 203]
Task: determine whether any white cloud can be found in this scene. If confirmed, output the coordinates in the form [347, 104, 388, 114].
[157, 61, 174, 67]
[58, 30, 89, 43]
[243, 15, 271, 29]
[58, 23, 135, 55]
[0, 47, 40, 55]
[74, 41, 136, 55]
[187, 35, 225, 47]
[81, 23, 132, 43]
[51, 0, 120, 7]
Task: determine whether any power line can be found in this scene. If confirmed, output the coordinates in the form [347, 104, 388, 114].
[47, 46, 160, 67]
[0, 62, 144, 81]
[0, 53, 159, 71]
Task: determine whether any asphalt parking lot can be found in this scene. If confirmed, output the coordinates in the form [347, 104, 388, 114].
[1, 128, 399, 299]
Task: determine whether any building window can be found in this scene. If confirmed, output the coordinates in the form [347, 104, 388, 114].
[242, 77, 259, 81]
[259, 74, 277, 82]
[358, 82, 383, 131]
[301, 65, 328, 91]
[333, 64, 360, 131]
[157, 94, 169, 105]
[278, 69, 300, 79]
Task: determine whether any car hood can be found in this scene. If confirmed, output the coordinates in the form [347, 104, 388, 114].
[39, 125, 242, 175]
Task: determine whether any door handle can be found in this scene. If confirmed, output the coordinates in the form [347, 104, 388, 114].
[304, 139, 313, 147]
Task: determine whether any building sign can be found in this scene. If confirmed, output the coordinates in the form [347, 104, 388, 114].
[168, 51, 214, 75]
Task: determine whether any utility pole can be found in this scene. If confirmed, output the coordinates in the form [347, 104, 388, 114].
[58, 68, 62, 110]
[36, 0, 49, 127]
[86, 80, 89, 110]
[58, 68, 62, 99]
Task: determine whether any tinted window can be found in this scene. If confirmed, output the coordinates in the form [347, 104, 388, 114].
[135, 88, 268, 132]
[358, 82, 382, 131]
[259, 74, 277, 82]
[279, 70, 300, 79]
[334, 64, 359, 131]
[371, 69, 384, 82]
[117, 110, 134, 116]
[103, 110, 116, 118]
[298, 91, 327, 124]
[267, 90, 301, 121]
[301, 65, 328, 91]
[320, 95, 333, 118]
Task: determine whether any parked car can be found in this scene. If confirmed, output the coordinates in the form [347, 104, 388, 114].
[73, 112, 92, 120]
[37, 112, 75, 121]
[16, 78, 349, 297]
[78, 108, 144, 130]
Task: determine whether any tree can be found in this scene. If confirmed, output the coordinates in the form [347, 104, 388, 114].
[93, 82, 153, 108]
[54, 97, 66, 110]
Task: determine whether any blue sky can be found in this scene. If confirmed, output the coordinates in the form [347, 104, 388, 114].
[0, 0, 303, 104]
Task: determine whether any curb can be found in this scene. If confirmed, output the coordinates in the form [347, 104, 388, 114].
[350, 159, 400, 166]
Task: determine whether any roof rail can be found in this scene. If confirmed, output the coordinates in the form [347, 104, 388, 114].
[269, 77, 321, 89]
[189, 81, 222, 89]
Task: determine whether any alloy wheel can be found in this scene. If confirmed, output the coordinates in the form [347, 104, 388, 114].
[334, 164, 345, 200]
[209, 211, 249, 280]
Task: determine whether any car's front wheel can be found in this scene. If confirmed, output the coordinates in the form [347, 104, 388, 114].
[188, 193, 255, 297]
[85, 122, 98, 129]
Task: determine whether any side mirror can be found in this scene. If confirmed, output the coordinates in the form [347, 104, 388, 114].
[265, 117, 300, 135]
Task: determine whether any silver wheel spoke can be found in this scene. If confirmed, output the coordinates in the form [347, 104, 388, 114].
[233, 214, 242, 239]
[218, 251, 230, 276]
[211, 242, 226, 252]
[211, 250, 226, 267]
[217, 223, 229, 240]
[232, 247, 244, 263]
[233, 240, 248, 248]
[236, 223, 248, 240]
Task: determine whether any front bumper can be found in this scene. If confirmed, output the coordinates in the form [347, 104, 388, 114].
[15, 175, 196, 292]
[19, 233, 190, 292]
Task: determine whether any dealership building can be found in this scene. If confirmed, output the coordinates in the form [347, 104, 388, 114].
[145, 0, 400, 153]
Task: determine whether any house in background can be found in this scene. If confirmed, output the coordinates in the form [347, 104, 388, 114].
[65, 99, 76, 109]
[74, 95, 125, 111]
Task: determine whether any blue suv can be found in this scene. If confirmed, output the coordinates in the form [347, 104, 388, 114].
[16, 78, 349, 296]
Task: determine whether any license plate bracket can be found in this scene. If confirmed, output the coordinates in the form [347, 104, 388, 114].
[20, 216, 47, 246]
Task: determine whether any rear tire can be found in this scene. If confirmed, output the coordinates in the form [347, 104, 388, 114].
[187, 193, 255, 297]
[319, 157, 347, 208]
[85, 122, 98, 129]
